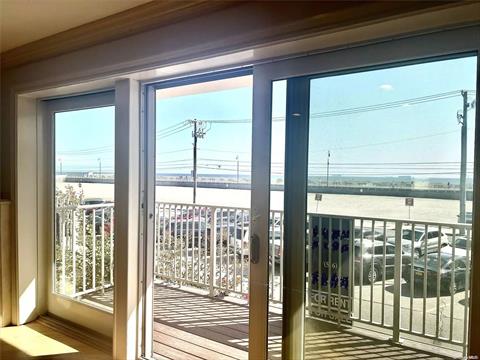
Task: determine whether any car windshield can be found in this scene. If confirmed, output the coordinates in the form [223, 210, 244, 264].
[403, 229, 423, 241]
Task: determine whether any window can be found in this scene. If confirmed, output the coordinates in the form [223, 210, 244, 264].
[52, 99, 115, 312]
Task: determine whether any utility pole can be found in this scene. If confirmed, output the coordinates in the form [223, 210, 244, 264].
[236, 155, 239, 183]
[189, 119, 206, 203]
[458, 90, 468, 226]
[326, 150, 331, 187]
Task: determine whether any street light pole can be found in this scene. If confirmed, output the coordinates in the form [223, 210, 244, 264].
[236, 155, 239, 183]
[326, 150, 330, 187]
[459, 90, 468, 225]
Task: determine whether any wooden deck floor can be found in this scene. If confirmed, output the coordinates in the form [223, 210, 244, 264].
[151, 285, 450, 360]
[83, 284, 452, 359]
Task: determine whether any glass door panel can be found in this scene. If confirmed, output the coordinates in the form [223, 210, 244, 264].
[48, 91, 115, 333]
[260, 53, 478, 359]
[150, 73, 254, 359]
[304, 56, 477, 359]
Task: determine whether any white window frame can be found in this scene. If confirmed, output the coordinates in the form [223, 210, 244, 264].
[42, 91, 116, 334]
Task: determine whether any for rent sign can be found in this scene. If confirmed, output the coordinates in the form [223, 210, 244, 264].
[309, 216, 352, 324]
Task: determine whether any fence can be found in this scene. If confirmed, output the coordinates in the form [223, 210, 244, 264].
[55, 200, 471, 353]
[154, 202, 471, 353]
[306, 215, 471, 354]
[55, 203, 114, 298]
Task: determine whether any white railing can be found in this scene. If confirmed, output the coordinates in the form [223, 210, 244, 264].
[154, 202, 471, 354]
[154, 203, 251, 299]
[55, 200, 471, 354]
[55, 203, 114, 298]
[306, 215, 471, 355]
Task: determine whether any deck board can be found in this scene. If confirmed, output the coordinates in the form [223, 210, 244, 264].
[84, 283, 452, 359]
[154, 322, 247, 360]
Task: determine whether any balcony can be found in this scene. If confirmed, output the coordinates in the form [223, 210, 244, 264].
[55, 201, 471, 359]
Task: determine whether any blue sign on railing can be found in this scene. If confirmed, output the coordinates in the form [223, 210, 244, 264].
[309, 215, 352, 323]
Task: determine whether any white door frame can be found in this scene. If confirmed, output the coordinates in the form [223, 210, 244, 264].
[251, 24, 480, 358]
[140, 68, 257, 359]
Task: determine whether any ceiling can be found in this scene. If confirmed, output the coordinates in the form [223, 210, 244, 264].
[0, 0, 153, 53]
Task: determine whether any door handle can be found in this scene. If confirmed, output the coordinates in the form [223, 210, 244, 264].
[251, 233, 260, 264]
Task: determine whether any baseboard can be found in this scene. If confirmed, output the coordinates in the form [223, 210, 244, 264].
[36, 314, 112, 354]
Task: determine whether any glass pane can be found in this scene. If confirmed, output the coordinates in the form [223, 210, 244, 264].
[152, 75, 253, 359]
[54, 106, 115, 310]
[305, 56, 476, 358]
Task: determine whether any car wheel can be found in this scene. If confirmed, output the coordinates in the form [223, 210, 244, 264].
[449, 282, 458, 296]
[367, 266, 379, 284]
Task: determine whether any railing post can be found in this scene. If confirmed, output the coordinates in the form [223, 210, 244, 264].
[209, 207, 217, 297]
[391, 220, 403, 344]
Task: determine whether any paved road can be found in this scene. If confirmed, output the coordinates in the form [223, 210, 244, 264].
[59, 183, 472, 223]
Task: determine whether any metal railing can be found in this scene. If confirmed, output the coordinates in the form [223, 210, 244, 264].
[305, 214, 471, 354]
[55, 203, 114, 298]
[55, 200, 471, 353]
[154, 202, 471, 353]
[154, 203, 251, 298]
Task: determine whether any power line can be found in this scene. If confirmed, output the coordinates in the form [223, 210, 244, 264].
[199, 148, 250, 154]
[309, 91, 460, 118]
[56, 90, 467, 155]
[158, 148, 191, 154]
[156, 125, 191, 139]
[311, 129, 460, 153]
[156, 120, 188, 134]
[195, 90, 465, 123]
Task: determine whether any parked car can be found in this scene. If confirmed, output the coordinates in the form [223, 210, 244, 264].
[451, 236, 470, 250]
[93, 211, 112, 236]
[402, 252, 467, 295]
[354, 239, 398, 284]
[354, 227, 386, 241]
[169, 220, 211, 247]
[439, 237, 470, 259]
[387, 226, 449, 257]
[82, 197, 111, 206]
[230, 228, 282, 262]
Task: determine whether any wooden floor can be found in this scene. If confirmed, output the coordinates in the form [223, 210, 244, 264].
[82, 284, 453, 359]
[0, 320, 111, 359]
[150, 284, 450, 360]
[0, 285, 455, 359]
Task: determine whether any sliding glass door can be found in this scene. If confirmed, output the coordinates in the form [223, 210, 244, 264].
[143, 70, 265, 359]
[253, 29, 479, 359]
[138, 27, 479, 359]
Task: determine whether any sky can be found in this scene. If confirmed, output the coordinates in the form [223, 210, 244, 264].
[55, 55, 477, 182]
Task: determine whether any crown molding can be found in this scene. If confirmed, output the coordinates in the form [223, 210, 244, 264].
[0, 1, 234, 70]
[0, 1, 464, 72]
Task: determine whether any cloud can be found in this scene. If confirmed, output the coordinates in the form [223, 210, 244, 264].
[379, 84, 394, 91]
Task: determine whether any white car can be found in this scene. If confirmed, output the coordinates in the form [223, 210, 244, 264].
[388, 227, 449, 257]
[230, 228, 282, 262]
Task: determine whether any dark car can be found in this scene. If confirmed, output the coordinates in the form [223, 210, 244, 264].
[168, 220, 211, 248]
[402, 252, 467, 295]
[354, 240, 398, 285]
[452, 236, 470, 250]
